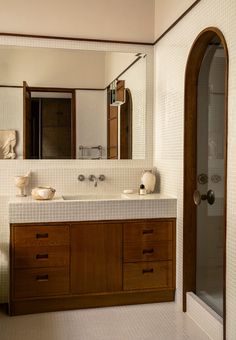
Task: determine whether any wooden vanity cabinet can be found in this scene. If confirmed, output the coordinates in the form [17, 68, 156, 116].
[10, 218, 175, 315]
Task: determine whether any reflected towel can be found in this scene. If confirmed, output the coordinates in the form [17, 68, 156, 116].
[0, 130, 16, 159]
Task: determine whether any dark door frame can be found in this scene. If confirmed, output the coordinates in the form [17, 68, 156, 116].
[183, 27, 228, 339]
[120, 88, 133, 159]
[23, 85, 76, 159]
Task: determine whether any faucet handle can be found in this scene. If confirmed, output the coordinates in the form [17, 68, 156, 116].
[89, 175, 96, 182]
[99, 175, 105, 181]
[78, 174, 85, 181]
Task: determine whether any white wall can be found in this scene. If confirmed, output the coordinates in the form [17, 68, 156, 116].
[154, 0, 236, 338]
[155, 0, 196, 39]
[0, 47, 106, 88]
[105, 52, 137, 85]
[0, 0, 155, 43]
[76, 90, 107, 159]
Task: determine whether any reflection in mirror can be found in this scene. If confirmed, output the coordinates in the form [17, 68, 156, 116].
[0, 46, 146, 160]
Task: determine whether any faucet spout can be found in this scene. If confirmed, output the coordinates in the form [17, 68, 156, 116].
[89, 175, 98, 187]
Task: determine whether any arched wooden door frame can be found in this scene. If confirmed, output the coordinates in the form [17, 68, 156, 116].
[183, 27, 228, 338]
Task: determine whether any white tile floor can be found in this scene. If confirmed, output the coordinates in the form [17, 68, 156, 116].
[0, 302, 210, 340]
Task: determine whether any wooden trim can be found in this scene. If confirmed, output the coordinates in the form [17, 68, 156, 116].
[9, 289, 175, 315]
[0, 32, 152, 46]
[0, 85, 105, 91]
[11, 218, 176, 228]
[30, 86, 105, 92]
[107, 88, 111, 159]
[183, 27, 228, 340]
[154, 0, 202, 45]
[23, 81, 26, 159]
[223, 32, 229, 340]
[0, 85, 23, 88]
[29, 86, 77, 93]
[71, 90, 76, 159]
[23, 80, 29, 159]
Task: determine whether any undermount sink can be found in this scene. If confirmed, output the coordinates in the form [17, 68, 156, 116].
[62, 193, 127, 201]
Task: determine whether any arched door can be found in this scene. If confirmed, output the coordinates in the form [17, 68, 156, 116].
[183, 27, 228, 336]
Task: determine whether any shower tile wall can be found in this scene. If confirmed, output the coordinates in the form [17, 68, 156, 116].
[154, 0, 236, 338]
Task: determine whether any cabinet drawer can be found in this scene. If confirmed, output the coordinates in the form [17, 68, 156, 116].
[123, 261, 173, 290]
[124, 221, 173, 243]
[13, 225, 69, 246]
[13, 267, 69, 298]
[14, 245, 69, 268]
[124, 241, 172, 262]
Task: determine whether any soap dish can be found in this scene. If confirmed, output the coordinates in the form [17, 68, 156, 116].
[123, 189, 134, 194]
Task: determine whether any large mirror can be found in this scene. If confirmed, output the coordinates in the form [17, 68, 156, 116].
[0, 45, 146, 160]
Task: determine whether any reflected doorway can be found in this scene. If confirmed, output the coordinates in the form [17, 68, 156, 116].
[23, 82, 76, 159]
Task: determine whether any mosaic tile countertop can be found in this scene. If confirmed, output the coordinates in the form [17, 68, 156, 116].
[8, 193, 177, 223]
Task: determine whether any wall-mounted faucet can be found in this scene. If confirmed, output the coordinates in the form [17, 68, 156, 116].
[78, 174, 105, 187]
[89, 175, 98, 187]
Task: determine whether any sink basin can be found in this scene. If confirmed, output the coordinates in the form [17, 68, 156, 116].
[62, 193, 127, 201]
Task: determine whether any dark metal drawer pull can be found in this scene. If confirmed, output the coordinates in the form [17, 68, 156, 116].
[36, 254, 49, 260]
[36, 233, 48, 239]
[36, 274, 49, 282]
[142, 229, 154, 235]
[142, 268, 154, 274]
[143, 248, 154, 254]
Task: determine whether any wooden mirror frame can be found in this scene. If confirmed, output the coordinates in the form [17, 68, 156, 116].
[183, 27, 228, 338]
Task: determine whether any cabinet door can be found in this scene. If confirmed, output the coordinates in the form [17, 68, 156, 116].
[71, 223, 122, 294]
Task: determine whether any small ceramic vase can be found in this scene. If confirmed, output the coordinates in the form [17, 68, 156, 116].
[14, 171, 30, 197]
[141, 169, 156, 194]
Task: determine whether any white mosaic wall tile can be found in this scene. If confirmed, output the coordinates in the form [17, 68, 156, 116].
[154, 0, 236, 338]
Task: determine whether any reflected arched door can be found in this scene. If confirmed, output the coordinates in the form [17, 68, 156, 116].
[120, 88, 132, 159]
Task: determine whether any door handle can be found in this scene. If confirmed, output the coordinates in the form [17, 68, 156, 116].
[193, 189, 215, 205]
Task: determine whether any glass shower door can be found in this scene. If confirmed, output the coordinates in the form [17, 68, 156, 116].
[195, 38, 226, 317]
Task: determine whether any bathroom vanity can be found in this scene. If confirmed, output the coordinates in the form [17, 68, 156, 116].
[8, 195, 176, 315]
